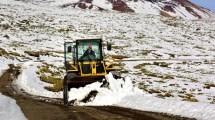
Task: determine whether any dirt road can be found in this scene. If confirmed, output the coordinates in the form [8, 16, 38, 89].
[0, 65, 195, 120]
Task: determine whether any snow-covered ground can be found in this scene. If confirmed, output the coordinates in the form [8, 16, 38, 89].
[0, 0, 215, 119]
[0, 93, 27, 120]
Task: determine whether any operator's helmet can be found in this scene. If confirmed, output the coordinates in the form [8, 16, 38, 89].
[88, 45, 92, 50]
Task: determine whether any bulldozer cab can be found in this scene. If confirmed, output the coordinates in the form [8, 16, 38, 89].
[64, 39, 107, 77]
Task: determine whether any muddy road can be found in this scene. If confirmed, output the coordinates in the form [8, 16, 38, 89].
[0, 65, 194, 120]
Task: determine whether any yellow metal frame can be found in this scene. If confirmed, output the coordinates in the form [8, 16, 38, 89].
[67, 60, 118, 77]
[78, 61, 107, 77]
[67, 62, 78, 72]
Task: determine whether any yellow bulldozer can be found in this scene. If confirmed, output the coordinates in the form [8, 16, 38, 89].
[63, 38, 120, 105]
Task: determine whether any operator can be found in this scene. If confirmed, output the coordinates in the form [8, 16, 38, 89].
[82, 45, 96, 59]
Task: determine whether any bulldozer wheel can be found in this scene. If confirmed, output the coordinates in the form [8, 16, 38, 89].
[67, 73, 77, 80]
[63, 76, 68, 105]
[63, 73, 77, 105]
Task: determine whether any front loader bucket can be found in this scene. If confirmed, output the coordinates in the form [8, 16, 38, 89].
[67, 76, 105, 88]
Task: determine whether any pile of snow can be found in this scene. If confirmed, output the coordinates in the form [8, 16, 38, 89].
[68, 73, 142, 105]
[0, 93, 27, 120]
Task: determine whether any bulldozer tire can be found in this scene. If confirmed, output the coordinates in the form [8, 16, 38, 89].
[67, 73, 77, 80]
[63, 76, 68, 105]
[63, 73, 77, 105]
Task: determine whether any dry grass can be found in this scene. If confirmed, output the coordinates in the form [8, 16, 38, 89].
[1, 24, 11, 30]
[141, 50, 152, 56]
[112, 63, 128, 73]
[148, 88, 161, 94]
[37, 63, 64, 92]
[40, 75, 63, 92]
[3, 34, 10, 39]
[203, 83, 215, 89]
[0, 48, 9, 56]
[157, 92, 174, 98]
[134, 63, 174, 79]
[25, 50, 51, 57]
[138, 82, 149, 92]
[111, 55, 129, 59]
[178, 94, 199, 102]
[153, 62, 170, 67]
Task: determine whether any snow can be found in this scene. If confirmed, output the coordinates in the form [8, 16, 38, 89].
[174, 5, 198, 19]
[16, 61, 62, 98]
[14, 62, 215, 119]
[68, 73, 215, 119]
[0, 55, 26, 120]
[0, 0, 215, 119]
[92, 0, 112, 10]
[127, 0, 160, 15]
[0, 57, 14, 77]
[68, 73, 142, 105]
[118, 95, 215, 120]
[0, 93, 27, 120]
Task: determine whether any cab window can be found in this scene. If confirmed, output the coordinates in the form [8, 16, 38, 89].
[77, 40, 101, 61]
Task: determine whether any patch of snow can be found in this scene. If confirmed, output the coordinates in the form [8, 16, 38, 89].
[169, 5, 198, 19]
[92, 0, 112, 10]
[127, 1, 160, 15]
[118, 95, 215, 120]
[0, 0, 13, 4]
[15, 61, 62, 98]
[50, 0, 79, 6]
[0, 93, 27, 120]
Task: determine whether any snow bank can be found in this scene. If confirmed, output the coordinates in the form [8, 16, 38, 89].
[69, 73, 142, 105]
[0, 93, 27, 120]
[16, 61, 62, 98]
[118, 95, 215, 120]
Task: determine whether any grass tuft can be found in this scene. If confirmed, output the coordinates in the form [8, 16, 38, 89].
[24, 50, 51, 57]
[111, 55, 129, 59]
[3, 34, 10, 39]
[37, 63, 64, 92]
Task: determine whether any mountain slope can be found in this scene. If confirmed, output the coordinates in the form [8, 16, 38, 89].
[52, 0, 212, 19]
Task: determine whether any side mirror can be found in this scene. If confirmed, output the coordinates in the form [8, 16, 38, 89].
[107, 42, 112, 51]
[67, 46, 72, 52]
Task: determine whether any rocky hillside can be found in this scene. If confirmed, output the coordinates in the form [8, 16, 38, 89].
[53, 0, 212, 19]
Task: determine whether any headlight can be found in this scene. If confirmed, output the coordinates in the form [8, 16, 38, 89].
[69, 61, 73, 64]
[105, 62, 110, 65]
[109, 59, 114, 63]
